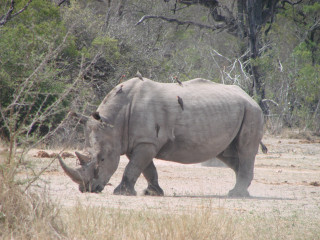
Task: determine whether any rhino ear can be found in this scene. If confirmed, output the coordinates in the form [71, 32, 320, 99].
[91, 111, 114, 128]
[92, 111, 101, 121]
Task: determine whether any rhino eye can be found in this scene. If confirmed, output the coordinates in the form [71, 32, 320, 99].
[101, 158, 104, 161]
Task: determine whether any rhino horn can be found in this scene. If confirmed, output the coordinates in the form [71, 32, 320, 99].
[75, 151, 91, 165]
[58, 156, 83, 184]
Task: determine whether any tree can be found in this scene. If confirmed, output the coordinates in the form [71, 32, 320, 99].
[136, 0, 307, 115]
[0, 0, 106, 163]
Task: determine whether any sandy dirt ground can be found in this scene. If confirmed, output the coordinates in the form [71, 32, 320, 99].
[24, 134, 320, 219]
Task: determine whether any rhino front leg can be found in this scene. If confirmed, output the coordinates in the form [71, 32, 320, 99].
[113, 161, 139, 196]
[114, 143, 156, 196]
[142, 161, 164, 196]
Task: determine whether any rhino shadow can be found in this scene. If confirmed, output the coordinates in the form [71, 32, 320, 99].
[169, 194, 295, 201]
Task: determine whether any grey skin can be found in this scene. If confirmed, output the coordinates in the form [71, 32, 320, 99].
[60, 78, 265, 197]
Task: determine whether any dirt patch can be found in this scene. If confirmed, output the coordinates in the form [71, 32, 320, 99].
[25, 134, 320, 219]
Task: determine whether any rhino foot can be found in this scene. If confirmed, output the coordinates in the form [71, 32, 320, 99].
[228, 188, 250, 198]
[143, 185, 164, 196]
[113, 184, 137, 196]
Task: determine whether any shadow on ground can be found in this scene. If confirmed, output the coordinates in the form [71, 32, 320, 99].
[170, 194, 295, 201]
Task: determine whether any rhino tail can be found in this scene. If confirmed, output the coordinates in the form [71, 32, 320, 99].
[260, 141, 268, 154]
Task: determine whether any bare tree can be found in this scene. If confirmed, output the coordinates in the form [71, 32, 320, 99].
[136, 0, 304, 115]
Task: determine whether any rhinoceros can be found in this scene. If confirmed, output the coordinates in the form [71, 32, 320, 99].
[59, 77, 265, 197]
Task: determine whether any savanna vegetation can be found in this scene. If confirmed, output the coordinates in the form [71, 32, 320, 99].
[0, 0, 319, 239]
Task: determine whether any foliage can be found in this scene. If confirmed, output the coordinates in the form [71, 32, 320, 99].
[1, 0, 320, 155]
[0, 163, 63, 239]
[251, 1, 320, 132]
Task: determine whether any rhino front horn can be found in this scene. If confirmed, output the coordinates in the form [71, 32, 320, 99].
[58, 156, 83, 184]
[75, 151, 90, 165]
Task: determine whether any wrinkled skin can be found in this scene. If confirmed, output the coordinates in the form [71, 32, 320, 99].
[60, 78, 264, 198]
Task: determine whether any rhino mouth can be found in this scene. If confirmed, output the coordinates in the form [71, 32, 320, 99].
[79, 181, 104, 193]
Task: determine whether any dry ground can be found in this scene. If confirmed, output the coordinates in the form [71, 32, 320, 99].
[24, 134, 320, 221]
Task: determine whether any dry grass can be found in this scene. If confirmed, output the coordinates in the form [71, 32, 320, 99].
[1, 177, 319, 240]
[61, 204, 236, 240]
[234, 212, 320, 240]
[58, 203, 320, 240]
[0, 165, 63, 240]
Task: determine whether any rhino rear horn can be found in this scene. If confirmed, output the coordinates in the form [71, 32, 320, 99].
[58, 156, 83, 184]
[75, 151, 91, 165]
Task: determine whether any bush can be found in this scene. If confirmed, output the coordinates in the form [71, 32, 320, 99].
[0, 164, 63, 239]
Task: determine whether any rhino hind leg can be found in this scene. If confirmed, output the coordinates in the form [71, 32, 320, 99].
[227, 155, 254, 198]
[114, 143, 157, 196]
[217, 142, 239, 173]
[218, 151, 254, 198]
[142, 161, 164, 196]
[228, 187, 250, 198]
[217, 131, 260, 197]
[217, 152, 249, 197]
[226, 109, 263, 198]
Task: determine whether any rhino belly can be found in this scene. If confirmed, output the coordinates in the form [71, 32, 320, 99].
[156, 137, 231, 164]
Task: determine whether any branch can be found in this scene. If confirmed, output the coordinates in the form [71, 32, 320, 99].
[0, 0, 33, 26]
[281, 0, 303, 6]
[262, 98, 279, 107]
[136, 15, 225, 31]
[303, 18, 320, 42]
[57, 0, 68, 6]
[0, 0, 14, 26]
[11, 0, 32, 18]
[177, 0, 238, 36]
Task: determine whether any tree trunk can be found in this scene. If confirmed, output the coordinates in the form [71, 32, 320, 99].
[243, 0, 269, 115]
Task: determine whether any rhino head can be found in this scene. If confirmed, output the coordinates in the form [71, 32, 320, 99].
[60, 111, 121, 193]
[58, 152, 103, 192]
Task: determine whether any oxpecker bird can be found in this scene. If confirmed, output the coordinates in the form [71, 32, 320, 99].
[136, 71, 143, 81]
[118, 74, 126, 84]
[116, 85, 123, 95]
[174, 76, 182, 86]
[177, 96, 184, 110]
[155, 124, 160, 137]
